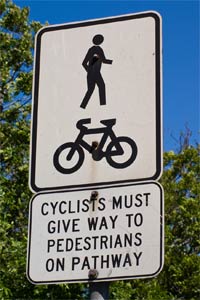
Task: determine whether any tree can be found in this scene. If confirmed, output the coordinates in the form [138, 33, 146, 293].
[0, 1, 199, 299]
[0, 1, 84, 299]
[110, 145, 200, 300]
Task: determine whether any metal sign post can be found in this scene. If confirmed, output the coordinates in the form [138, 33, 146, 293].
[27, 11, 163, 297]
[89, 282, 109, 300]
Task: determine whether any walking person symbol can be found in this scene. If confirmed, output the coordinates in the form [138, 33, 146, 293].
[80, 34, 113, 109]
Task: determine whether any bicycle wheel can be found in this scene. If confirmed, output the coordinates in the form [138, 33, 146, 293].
[53, 142, 84, 174]
[106, 136, 137, 169]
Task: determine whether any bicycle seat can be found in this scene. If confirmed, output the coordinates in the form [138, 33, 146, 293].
[76, 118, 91, 129]
[100, 119, 116, 127]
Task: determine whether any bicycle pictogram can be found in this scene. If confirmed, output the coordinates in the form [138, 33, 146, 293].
[53, 118, 138, 174]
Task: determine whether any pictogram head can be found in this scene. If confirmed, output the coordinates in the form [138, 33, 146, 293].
[93, 34, 104, 45]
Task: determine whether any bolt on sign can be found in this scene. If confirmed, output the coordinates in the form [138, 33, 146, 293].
[29, 11, 162, 192]
[27, 182, 164, 284]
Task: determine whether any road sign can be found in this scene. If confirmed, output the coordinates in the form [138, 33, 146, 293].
[27, 181, 164, 284]
[30, 12, 162, 192]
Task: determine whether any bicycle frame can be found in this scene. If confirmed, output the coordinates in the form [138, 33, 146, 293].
[67, 122, 124, 161]
[54, 118, 138, 174]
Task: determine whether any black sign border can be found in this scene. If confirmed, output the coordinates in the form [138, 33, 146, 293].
[30, 11, 162, 192]
[27, 181, 164, 284]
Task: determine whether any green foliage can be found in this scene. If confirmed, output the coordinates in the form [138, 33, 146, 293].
[0, 1, 199, 299]
[110, 281, 133, 300]
[110, 146, 200, 300]
[0, 1, 84, 299]
[0, 0, 41, 104]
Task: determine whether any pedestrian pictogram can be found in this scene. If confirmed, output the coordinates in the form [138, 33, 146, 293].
[29, 12, 162, 192]
[81, 34, 113, 108]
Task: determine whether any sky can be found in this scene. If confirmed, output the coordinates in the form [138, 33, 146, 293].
[15, 0, 199, 152]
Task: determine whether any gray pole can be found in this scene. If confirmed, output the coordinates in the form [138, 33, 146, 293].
[88, 193, 110, 300]
[89, 282, 109, 300]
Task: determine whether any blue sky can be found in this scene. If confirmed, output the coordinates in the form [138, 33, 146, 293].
[15, 0, 199, 152]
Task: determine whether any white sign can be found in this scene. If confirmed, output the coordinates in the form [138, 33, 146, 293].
[30, 12, 162, 192]
[27, 182, 164, 284]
